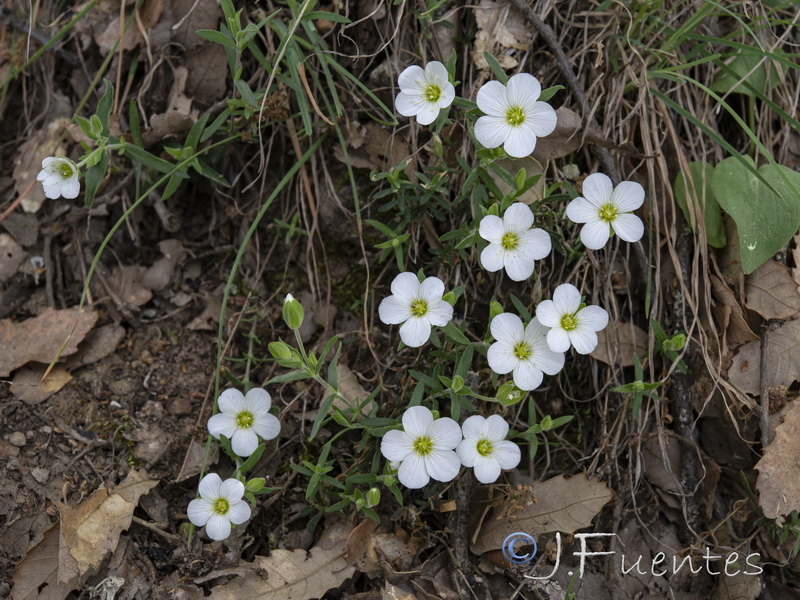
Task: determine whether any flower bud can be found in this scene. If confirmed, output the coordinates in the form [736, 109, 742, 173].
[268, 341, 293, 361]
[246, 477, 266, 492]
[282, 293, 305, 330]
[365, 487, 381, 508]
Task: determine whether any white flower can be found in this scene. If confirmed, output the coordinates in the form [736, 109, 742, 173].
[380, 406, 462, 489]
[208, 388, 281, 457]
[565, 173, 645, 250]
[378, 272, 453, 348]
[479, 202, 552, 281]
[457, 415, 521, 484]
[395, 61, 456, 126]
[36, 157, 80, 199]
[474, 74, 557, 158]
[187, 473, 251, 541]
[487, 313, 565, 391]
[535, 283, 609, 354]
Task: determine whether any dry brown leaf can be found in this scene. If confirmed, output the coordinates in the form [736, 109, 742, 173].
[487, 157, 545, 204]
[471, 0, 531, 71]
[0, 233, 27, 282]
[745, 260, 800, 320]
[727, 340, 761, 395]
[203, 536, 355, 599]
[383, 582, 418, 600]
[729, 320, 800, 397]
[64, 324, 126, 369]
[185, 43, 229, 108]
[711, 275, 758, 352]
[103, 265, 154, 308]
[471, 474, 612, 554]
[56, 469, 158, 583]
[0, 307, 97, 377]
[590, 321, 648, 367]
[335, 363, 374, 416]
[755, 401, 800, 518]
[346, 518, 376, 563]
[10, 365, 73, 405]
[11, 525, 81, 600]
[532, 107, 583, 162]
[712, 569, 762, 600]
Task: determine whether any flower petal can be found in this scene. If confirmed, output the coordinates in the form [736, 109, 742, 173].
[252, 413, 281, 441]
[476, 80, 510, 115]
[473, 456, 501, 484]
[460, 415, 485, 441]
[527, 102, 557, 137]
[456, 439, 480, 467]
[61, 178, 80, 199]
[402, 405, 434, 439]
[513, 361, 543, 391]
[546, 328, 571, 353]
[379, 295, 411, 325]
[399, 317, 431, 347]
[230, 429, 259, 457]
[381, 429, 414, 461]
[474, 115, 511, 150]
[415, 103, 440, 125]
[226, 500, 251, 525]
[480, 243, 505, 273]
[580, 220, 611, 250]
[395, 91, 422, 117]
[390, 272, 420, 302]
[438, 82, 456, 108]
[218, 388, 246, 415]
[490, 313, 524, 343]
[493, 440, 522, 470]
[219, 478, 245, 503]
[517, 228, 551, 261]
[578, 305, 609, 332]
[581, 173, 613, 205]
[569, 328, 599, 355]
[397, 65, 426, 92]
[187, 499, 214, 526]
[523, 316, 550, 341]
[425, 449, 461, 482]
[553, 283, 581, 315]
[198, 473, 222, 501]
[244, 388, 271, 410]
[503, 124, 537, 158]
[506, 73, 541, 107]
[429, 417, 463, 450]
[612, 213, 644, 243]
[535, 300, 560, 328]
[503, 202, 534, 232]
[484, 415, 509, 442]
[425, 300, 453, 327]
[419, 277, 445, 303]
[208, 413, 238, 440]
[565, 197, 598, 224]
[424, 61, 449, 84]
[479, 214, 505, 244]
[534, 347, 565, 376]
[487, 341, 517, 374]
[612, 181, 645, 212]
[398, 453, 430, 489]
[503, 253, 535, 282]
[204, 514, 232, 541]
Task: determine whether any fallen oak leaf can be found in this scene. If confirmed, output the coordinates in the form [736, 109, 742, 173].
[56, 469, 158, 583]
[755, 401, 800, 519]
[745, 259, 800, 320]
[11, 524, 82, 600]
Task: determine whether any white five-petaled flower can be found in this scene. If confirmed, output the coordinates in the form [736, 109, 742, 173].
[457, 415, 521, 484]
[187, 473, 251, 541]
[380, 406, 462, 489]
[378, 272, 453, 348]
[535, 283, 609, 354]
[208, 388, 281, 457]
[565, 172, 645, 250]
[395, 61, 456, 126]
[479, 202, 552, 281]
[474, 74, 557, 158]
[487, 313, 565, 391]
[37, 157, 80, 199]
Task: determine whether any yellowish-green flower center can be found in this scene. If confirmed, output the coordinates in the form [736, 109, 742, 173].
[598, 203, 618, 223]
[58, 162, 74, 178]
[501, 231, 520, 251]
[513, 342, 532, 360]
[410, 298, 429, 318]
[212, 498, 230, 515]
[476, 438, 494, 457]
[412, 435, 434, 456]
[505, 106, 526, 127]
[236, 411, 255, 429]
[560, 313, 578, 331]
[424, 84, 442, 103]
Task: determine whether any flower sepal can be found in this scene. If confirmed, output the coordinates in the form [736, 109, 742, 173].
[245, 477, 266, 493]
[496, 381, 524, 406]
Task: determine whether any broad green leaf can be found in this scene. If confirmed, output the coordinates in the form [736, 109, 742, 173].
[673, 162, 725, 248]
[713, 156, 800, 274]
[711, 52, 781, 97]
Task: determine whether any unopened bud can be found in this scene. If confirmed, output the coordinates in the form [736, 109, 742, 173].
[282, 294, 304, 330]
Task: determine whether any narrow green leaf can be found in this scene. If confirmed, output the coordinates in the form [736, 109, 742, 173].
[483, 53, 508, 84]
[196, 29, 238, 49]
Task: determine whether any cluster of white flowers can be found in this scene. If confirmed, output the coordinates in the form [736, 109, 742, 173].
[381, 406, 521, 487]
[188, 387, 281, 541]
